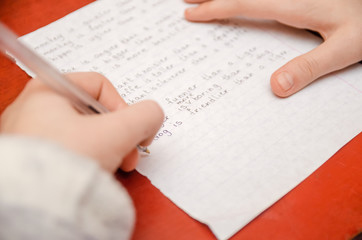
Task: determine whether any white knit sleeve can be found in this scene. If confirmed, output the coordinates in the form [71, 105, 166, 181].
[0, 135, 135, 240]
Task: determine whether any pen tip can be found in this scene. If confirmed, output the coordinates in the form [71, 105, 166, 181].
[137, 145, 150, 154]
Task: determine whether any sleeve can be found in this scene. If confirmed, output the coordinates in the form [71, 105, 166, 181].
[0, 135, 135, 240]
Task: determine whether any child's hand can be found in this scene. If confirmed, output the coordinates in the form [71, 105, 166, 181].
[0, 72, 164, 173]
[184, 0, 362, 97]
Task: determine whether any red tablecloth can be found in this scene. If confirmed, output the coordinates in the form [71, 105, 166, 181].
[1, 1, 361, 239]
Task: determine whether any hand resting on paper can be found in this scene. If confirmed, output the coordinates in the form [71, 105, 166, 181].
[0, 72, 164, 173]
[184, 0, 362, 97]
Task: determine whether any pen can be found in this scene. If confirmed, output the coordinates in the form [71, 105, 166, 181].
[0, 22, 149, 153]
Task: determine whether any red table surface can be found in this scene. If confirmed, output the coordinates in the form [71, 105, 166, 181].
[0, 1, 361, 239]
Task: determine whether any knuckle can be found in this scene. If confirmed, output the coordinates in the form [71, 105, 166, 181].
[297, 56, 319, 79]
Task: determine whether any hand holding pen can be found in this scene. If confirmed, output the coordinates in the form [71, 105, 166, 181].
[0, 23, 164, 172]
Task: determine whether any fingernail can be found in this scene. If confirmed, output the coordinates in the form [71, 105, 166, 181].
[277, 72, 293, 91]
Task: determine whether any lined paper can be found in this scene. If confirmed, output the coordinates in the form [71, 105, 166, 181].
[17, 0, 362, 239]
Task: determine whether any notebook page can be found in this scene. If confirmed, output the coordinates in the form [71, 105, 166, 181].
[17, 0, 362, 239]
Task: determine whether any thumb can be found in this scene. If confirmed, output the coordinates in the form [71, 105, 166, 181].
[270, 32, 361, 97]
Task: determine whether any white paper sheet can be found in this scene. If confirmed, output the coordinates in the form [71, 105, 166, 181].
[17, 1, 362, 239]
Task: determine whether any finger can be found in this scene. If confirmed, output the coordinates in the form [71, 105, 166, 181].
[185, 0, 287, 22]
[29, 72, 126, 111]
[113, 100, 163, 172]
[184, 0, 209, 3]
[102, 100, 163, 171]
[65, 72, 127, 111]
[116, 100, 164, 147]
[185, 0, 243, 22]
[120, 148, 139, 172]
[68, 100, 163, 172]
[270, 30, 362, 97]
[98, 100, 163, 160]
